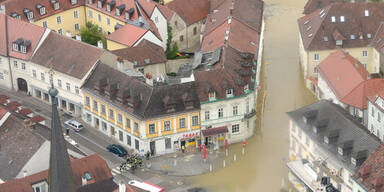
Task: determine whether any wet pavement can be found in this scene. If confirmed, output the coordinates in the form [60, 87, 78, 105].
[190, 0, 317, 191]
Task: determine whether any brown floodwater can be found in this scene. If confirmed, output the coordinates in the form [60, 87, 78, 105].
[191, 0, 317, 191]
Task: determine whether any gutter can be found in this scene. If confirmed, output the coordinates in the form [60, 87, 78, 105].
[5, 16, 14, 90]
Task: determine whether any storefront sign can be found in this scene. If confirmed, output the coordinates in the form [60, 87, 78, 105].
[182, 132, 200, 140]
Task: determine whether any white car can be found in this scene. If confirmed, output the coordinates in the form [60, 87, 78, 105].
[64, 120, 84, 132]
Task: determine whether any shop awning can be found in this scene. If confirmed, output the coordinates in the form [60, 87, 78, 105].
[202, 126, 228, 137]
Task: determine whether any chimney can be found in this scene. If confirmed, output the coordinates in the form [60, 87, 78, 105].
[81, 176, 87, 186]
[75, 34, 82, 41]
[23, 170, 27, 177]
[97, 40, 103, 48]
[119, 181, 126, 192]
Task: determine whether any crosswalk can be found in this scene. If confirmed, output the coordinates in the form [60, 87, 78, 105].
[111, 166, 121, 176]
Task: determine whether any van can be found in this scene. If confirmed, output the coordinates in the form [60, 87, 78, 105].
[64, 120, 84, 132]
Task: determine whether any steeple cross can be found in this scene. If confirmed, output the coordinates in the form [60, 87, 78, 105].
[47, 67, 55, 87]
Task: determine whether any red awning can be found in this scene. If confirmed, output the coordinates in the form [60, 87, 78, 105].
[202, 126, 228, 137]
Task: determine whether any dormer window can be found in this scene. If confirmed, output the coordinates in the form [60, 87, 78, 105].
[20, 45, 27, 53]
[331, 16, 336, 22]
[12, 39, 31, 54]
[23, 9, 33, 20]
[10, 12, 21, 19]
[116, 4, 125, 16]
[116, 8, 120, 16]
[107, 4, 111, 11]
[336, 40, 343, 46]
[226, 89, 233, 98]
[36, 5, 46, 15]
[107, 1, 115, 12]
[244, 84, 249, 93]
[350, 34, 355, 40]
[208, 91, 216, 101]
[340, 16, 345, 22]
[365, 10, 369, 17]
[367, 33, 372, 39]
[323, 36, 328, 42]
[88, 0, 94, 4]
[12, 42, 19, 52]
[97, 0, 106, 8]
[54, 2, 60, 10]
[71, 0, 78, 5]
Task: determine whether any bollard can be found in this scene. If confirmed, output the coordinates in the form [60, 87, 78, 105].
[242, 147, 245, 155]
[209, 164, 212, 172]
[174, 159, 177, 167]
[223, 160, 226, 168]
[226, 149, 228, 157]
[234, 154, 237, 161]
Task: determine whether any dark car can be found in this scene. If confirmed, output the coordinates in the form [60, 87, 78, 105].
[106, 144, 128, 157]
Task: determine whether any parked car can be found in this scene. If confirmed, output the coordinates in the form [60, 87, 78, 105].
[64, 120, 84, 132]
[107, 144, 128, 157]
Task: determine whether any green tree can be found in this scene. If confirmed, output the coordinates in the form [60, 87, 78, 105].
[80, 22, 106, 48]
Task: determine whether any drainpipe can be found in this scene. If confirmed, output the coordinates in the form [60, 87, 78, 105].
[5, 16, 14, 90]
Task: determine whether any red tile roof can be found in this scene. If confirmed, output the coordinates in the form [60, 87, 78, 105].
[107, 23, 148, 47]
[0, 154, 113, 192]
[0, 106, 8, 120]
[317, 50, 368, 100]
[342, 78, 384, 109]
[354, 145, 384, 192]
[166, 0, 209, 25]
[31, 115, 45, 123]
[31, 32, 104, 79]
[86, 0, 139, 22]
[298, 2, 384, 51]
[18, 108, 33, 116]
[137, 0, 174, 21]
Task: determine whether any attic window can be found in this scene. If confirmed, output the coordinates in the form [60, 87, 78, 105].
[350, 34, 355, 40]
[116, 8, 121, 16]
[144, 59, 150, 64]
[71, 0, 77, 5]
[340, 16, 345, 22]
[107, 4, 111, 11]
[323, 36, 328, 42]
[54, 2, 60, 10]
[208, 91, 216, 101]
[365, 10, 369, 17]
[244, 84, 249, 93]
[10, 12, 21, 19]
[23, 9, 34, 20]
[331, 16, 336, 22]
[367, 33, 372, 38]
[88, 0, 94, 4]
[84, 172, 92, 180]
[308, 33, 313, 38]
[226, 89, 233, 98]
[12, 42, 19, 52]
[36, 5, 46, 15]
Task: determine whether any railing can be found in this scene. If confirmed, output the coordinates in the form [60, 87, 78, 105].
[244, 109, 256, 119]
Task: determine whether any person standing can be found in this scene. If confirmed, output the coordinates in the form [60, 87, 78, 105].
[181, 145, 185, 153]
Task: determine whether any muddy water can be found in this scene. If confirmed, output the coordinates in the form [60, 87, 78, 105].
[191, 0, 316, 191]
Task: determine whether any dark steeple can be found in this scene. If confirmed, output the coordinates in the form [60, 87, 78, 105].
[48, 68, 76, 192]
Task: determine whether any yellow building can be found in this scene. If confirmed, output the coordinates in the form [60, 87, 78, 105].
[82, 63, 201, 155]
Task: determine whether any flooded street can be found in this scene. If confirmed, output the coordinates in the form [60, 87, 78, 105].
[191, 0, 316, 191]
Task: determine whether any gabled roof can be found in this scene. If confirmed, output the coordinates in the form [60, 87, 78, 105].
[298, 2, 384, 51]
[166, 0, 209, 25]
[112, 39, 166, 67]
[303, 0, 339, 15]
[0, 154, 113, 192]
[136, 0, 174, 21]
[354, 144, 384, 192]
[106, 23, 148, 47]
[287, 100, 380, 173]
[317, 50, 368, 100]
[86, 0, 139, 22]
[342, 78, 384, 109]
[31, 32, 104, 79]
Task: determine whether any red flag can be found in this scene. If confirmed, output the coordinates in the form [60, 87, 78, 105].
[203, 145, 207, 159]
[225, 139, 228, 149]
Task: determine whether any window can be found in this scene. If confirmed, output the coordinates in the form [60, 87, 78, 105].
[71, 0, 77, 5]
[118, 114, 122, 124]
[86, 113, 91, 122]
[32, 69, 37, 78]
[372, 107, 375, 117]
[371, 124, 374, 133]
[75, 23, 80, 31]
[109, 109, 114, 120]
[314, 53, 319, 61]
[134, 122, 139, 133]
[291, 123, 296, 133]
[209, 91, 215, 100]
[244, 84, 249, 93]
[101, 104, 106, 115]
[85, 96, 90, 107]
[98, 27, 102, 32]
[367, 33, 372, 38]
[0, 72, 3, 80]
[179, 118, 186, 128]
[126, 135, 131, 146]
[365, 10, 369, 16]
[232, 124, 239, 133]
[179, 35, 184, 42]
[155, 16, 158, 22]
[88, 10, 93, 18]
[41, 73, 45, 81]
[119, 130, 123, 141]
[135, 139, 139, 150]
[205, 111, 210, 120]
[57, 16, 61, 24]
[340, 16, 345, 22]
[27, 12, 33, 20]
[233, 105, 238, 115]
[0, 57, 2, 64]
[107, 18, 110, 25]
[174, 21, 177, 26]
[93, 100, 98, 111]
[218, 108, 223, 118]
[54, 2, 60, 10]
[66, 82, 70, 91]
[32, 181, 48, 192]
[165, 138, 171, 149]
[13, 60, 18, 68]
[350, 34, 355, 40]
[193, 27, 197, 35]
[13, 43, 19, 51]
[323, 36, 328, 42]
[246, 100, 250, 113]
[164, 120, 171, 131]
[97, 0, 102, 8]
[226, 89, 233, 97]
[363, 50, 368, 57]
[21, 63, 25, 70]
[192, 116, 198, 126]
[126, 118, 131, 128]
[43, 21, 48, 28]
[148, 124, 155, 134]
[40, 7, 46, 15]
[58, 29, 63, 35]
[363, 64, 367, 69]
[102, 121, 107, 131]
[331, 16, 336, 22]
[314, 67, 318, 73]
[74, 10, 78, 18]
[378, 112, 381, 122]
[75, 86, 79, 94]
[305, 135, 310, 146]
[98, 14, 101, 22]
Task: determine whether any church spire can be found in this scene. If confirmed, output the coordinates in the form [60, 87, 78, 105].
[48, 67, 76, 192]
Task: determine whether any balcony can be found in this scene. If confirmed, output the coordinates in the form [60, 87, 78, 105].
[244, 109, 256, 119]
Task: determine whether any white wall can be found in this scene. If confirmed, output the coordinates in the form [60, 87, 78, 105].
[0, 55, 13, 89]
[151, 7, 168, 49]
[317, 73, 344, 107]
[134, 30, 163, 48]
[368, 98, 384, 141]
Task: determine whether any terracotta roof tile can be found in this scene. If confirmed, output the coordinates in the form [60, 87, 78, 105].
[111, 39, 166, 67]
[107, 23, 147, 47]
[31, 32, 104, 79]
[137, 0, 173, 21]
[18, 108, 33, 116]
[166, 0, 209, 25]
[298, 2, 384, 51]
[342, 78, 384, 109]
[317, 50, 368, 100]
